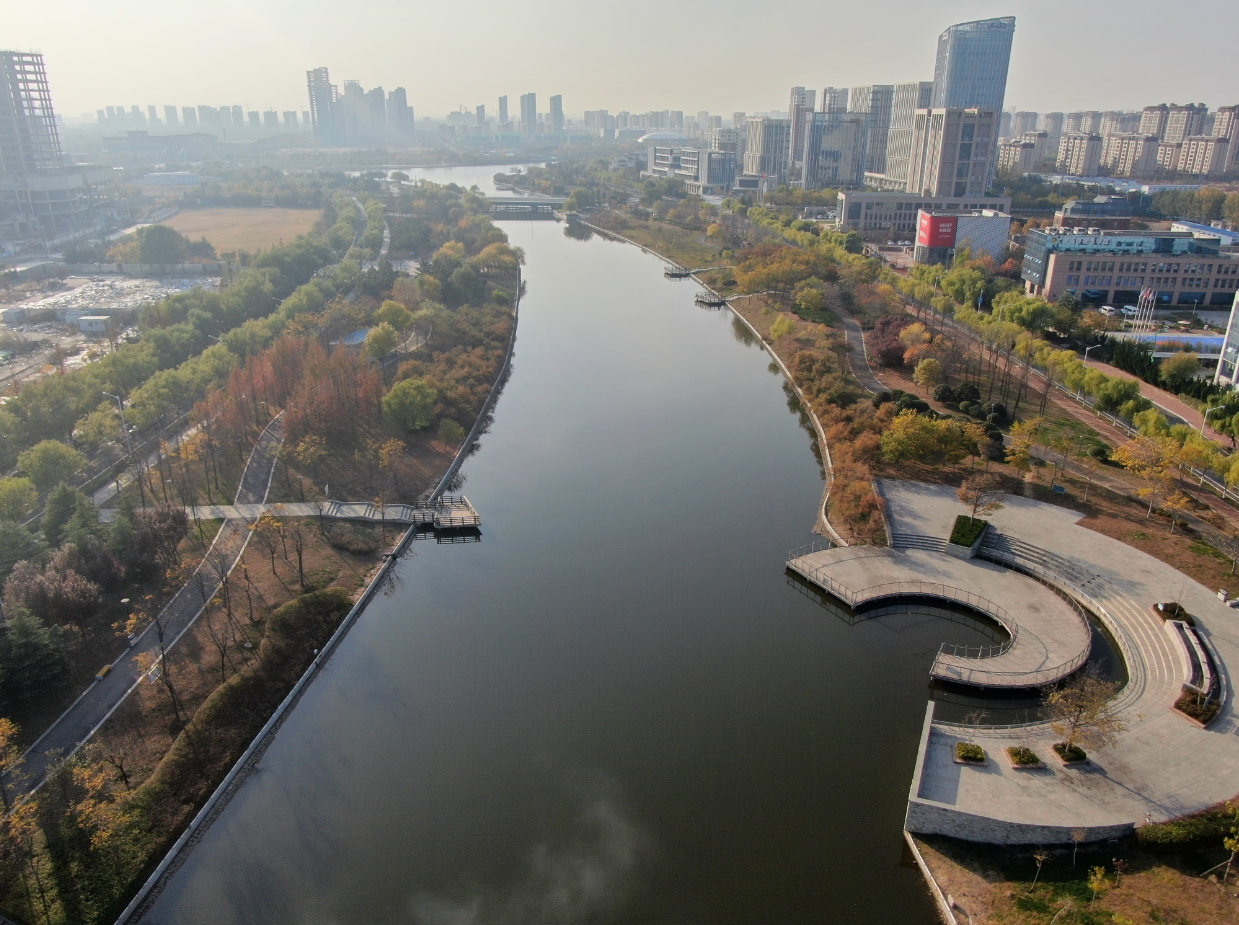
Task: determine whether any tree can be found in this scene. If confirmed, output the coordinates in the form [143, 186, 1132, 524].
[912, 358, 944, 396]
[0, 477, 37, 523]
[438, 418, 465, 451]
[1043, 667, 1124, 755]
[18, 440, 87, 493]
[1159, 351, 1200, 392]
[0, 521, 44, 586]
[294, 434, 328, 482]
[0, 606, 68, 703]
[42, 482, 84, 548]
[769, 315, 796, 341]
[138, 224, 187, 265]
[365, 322, 400, 360]
[383, 378, 438, 432]
[957, 474, 1003, 519]
[374, 299, 414, 332]
[1006, 417, 1042, 476]
[1112, 435, 1179, 517]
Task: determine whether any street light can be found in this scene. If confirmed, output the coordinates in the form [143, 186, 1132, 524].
[1202, 404, 1226, 436]
[104, 390, 146, 507]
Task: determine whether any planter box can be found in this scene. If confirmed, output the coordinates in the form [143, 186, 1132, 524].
[946, 522, 988, 560]
[1052, 744, 1088, 767]
[1005, 747, 1046, 770]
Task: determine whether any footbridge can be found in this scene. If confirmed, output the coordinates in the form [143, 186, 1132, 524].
[484, 196, 565, 216]
[102, 495, 481, 530]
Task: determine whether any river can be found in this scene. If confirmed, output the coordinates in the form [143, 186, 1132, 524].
[142, 168, 1004, 925]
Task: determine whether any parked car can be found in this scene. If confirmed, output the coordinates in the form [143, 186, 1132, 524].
[1099, 305, 1117, 316]
[1121, 305, 1139, 316]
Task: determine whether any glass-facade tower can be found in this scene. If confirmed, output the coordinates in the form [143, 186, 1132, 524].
[932, 17, 1016, 112]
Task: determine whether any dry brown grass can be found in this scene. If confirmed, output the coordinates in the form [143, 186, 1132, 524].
[162, 208, 319, 253]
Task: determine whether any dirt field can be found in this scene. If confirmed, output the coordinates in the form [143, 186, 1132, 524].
[162, 208, 319, 253]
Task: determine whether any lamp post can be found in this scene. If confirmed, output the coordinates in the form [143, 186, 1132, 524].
[103, 390, 146, 506]
[1202, 404, 1226, 437]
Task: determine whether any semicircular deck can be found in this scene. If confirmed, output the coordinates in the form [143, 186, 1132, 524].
[787, 545, 1091, 688]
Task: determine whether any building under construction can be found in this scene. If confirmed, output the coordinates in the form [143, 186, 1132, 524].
[1, 51, 118, 254]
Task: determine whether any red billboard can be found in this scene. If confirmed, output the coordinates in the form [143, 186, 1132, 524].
[917, 212, 957, 248]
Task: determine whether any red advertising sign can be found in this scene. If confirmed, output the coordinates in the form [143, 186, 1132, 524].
[917, 212, 957, 248]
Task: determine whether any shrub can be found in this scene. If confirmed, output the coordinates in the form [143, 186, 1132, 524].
[957, 400, 974, 415]
[1053, 742, 1087, 762]
[1138, 800, 1239, 845]
[956, 742, 985, 762]
[955, 382, 981, 403]
[986, 413, 1004, 426]
[1174, 686, 1220, 724]
[1089, 444, 1110, 462]
[949, 515, 987, 547]
[1007, 746, 1040, 766]
[933, 384, 956, 403]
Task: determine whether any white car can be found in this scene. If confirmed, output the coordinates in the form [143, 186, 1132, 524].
[1121, 305, 1139, 316]
[1098, 305, 1117, 316]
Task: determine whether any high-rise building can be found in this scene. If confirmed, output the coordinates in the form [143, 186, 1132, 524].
[1042, 112, 1064, 158]
[799, 111, 866, 190]
[1011, 111, 1038, 135]
[388, 88, 412, 135]
[231, 104, 244, 129]
[307, 67, 337, 138]
[882, 81, 934, 187]
[498, 95, 508, 126]
[849, 85, 894, 174]
[1164, 104, 1208, 145]
[1056, 133, 1103, 176]
[550, 95, 564, 133]
[787, 86, 816, 183]
[1, 51, 116, 249]
[932, 17, 1016, 111]
[283, 111, 299, 129]
[1099, 134, 1160, 178]
[366, 86, 387, 137]
[248, 111, 260, 131]
[744, 116, 792, 186]
[820, 87, 849, 114]
[182, 107, 198, 129]
[164, 105, 179, 127]
[999, 112, 1012, 138]
[732, 112, 747, 130]
[520, 92, 536, 137]
[264, 111, 279, 130]
[147, 105, 159, 126]
[1178, 135, 1230, 176]
[906, 107, 999, 198]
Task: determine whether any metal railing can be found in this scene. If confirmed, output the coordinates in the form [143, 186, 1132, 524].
[788, 539, 834, 560]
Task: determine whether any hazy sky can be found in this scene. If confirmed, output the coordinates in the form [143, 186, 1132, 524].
[10, 0, 1238, 120]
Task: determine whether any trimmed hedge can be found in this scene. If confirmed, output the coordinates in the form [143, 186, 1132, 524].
[949, 515, 987, 547]
[1138, 801, 1238, 845]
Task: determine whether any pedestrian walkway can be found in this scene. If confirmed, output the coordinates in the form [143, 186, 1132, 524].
[100, 496, 481, 529]
[4, 413, 286, 799]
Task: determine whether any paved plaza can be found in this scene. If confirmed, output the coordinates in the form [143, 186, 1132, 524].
[870, 479, 1239, 843]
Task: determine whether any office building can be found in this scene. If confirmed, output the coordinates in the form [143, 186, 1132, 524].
[999, 111, 1012, 138]
[821, 87, 849, 114]
[1021, 228, 1239, 305]
[307, 67, 337, 138]
[1213, 292, 1239, 386]
[1099, 134, 1160, 178]
[849, 84, 894, 174]
[907, 107, 999, 198]
[799, 111, 865, 190]
[732, 112, 747, 130]
[914, 208, 1010, 265]
[498, 96, 508, 125]
[1053, 196, 1136, 230]
[388, 88, 412, 135]
[787, 86, 816, 183]
[1056, 133, 1103, 176]
[837, 190, 1010, 234]
[0, 51, 116, 250]
[879, 81, 934, 189]
[743, 116, 792, 186]
[520, 92, 536, 137]
[550, 95, 563, 133]
[672, 147, 736, 196]
[932, 17, 1016, 111]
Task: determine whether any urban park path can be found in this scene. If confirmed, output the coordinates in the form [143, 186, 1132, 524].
[4, 413, 286, 799]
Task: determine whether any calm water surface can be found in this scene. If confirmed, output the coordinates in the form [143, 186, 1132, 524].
[146, 173, 999, 925]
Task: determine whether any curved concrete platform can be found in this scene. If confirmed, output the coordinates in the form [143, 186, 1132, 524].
[787, 545, 1091, 688]
[876, 479, 1239, 845]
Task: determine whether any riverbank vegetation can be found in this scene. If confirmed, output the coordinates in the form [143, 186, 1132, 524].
[0, 180, 520, 923]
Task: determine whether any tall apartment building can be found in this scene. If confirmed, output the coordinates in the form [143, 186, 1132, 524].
[1099, 133, 1160, 178]
[1213, 105, 1239, 141]
[1165, 104, 1208, 144]
[930, 17, 1014, 191]
[1056, 133, 1103, 176]
[164, 105, 179, 127]
[799, 112, 866, 190]
[388, 88, 412, 135]
[307, 67, 337, 138]
[1, 51, 115, 249]
[520, 92, 536, 137]
[1178, 136, 1230, 176]
[997, 139, 1039, 173]
[1138, 105, 1169, 139]
[550, 95, 564, 133]
[849, 84, 894, 174]
[743, 116, 791, 186]
[820, 87, 849, 114]
[881, 81, 934, 187]
[787, 87, 816, 183]
[906, 107, 999, 198]
[498, 96, 508, 125]
[1011, 111, 1038, 135]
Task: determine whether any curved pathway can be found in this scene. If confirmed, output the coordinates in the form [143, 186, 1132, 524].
[835, 307, 886, 394]
[879, 479, 1239, 844]
[4, 413, 285, 799]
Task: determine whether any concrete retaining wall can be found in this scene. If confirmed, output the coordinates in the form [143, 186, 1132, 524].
[905, 799, 1134, 845]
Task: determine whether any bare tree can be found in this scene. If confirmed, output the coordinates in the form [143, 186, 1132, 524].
[1044, 667, 1124, 760]
[957, 474, 1004, 520]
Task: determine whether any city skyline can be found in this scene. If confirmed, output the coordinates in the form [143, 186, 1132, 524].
[10, 0, 1239, 121]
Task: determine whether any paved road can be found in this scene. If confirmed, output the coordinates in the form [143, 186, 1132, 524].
[4, 414, 285, 799]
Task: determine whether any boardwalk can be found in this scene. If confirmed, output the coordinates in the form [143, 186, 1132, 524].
[788, 544, 1090, 687]
[875, 479, 1239, 844]
[4, 414, 286, 799]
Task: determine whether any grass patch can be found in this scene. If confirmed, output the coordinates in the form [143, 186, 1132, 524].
[161, 207, 320, 253]
[949, 515, 987, 547]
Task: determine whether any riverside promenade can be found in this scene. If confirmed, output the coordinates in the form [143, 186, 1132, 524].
[873, 479, 1239, 844]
